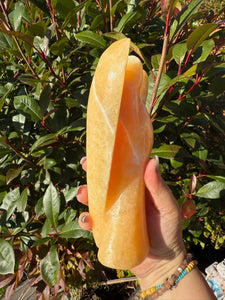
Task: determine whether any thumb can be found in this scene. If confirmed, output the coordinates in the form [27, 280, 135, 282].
[144, 156, 180, 216]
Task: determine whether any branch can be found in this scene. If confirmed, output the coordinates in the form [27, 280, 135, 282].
[3, 140, 38, 169]
[0, 1, 38, 78]
[148, 1, 173, 114]
[148, 32, 169, 114]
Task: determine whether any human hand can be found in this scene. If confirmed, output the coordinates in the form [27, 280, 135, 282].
[77, 156, 186, 290]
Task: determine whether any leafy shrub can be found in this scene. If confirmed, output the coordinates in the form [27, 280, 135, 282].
[0, 0, 224, 298]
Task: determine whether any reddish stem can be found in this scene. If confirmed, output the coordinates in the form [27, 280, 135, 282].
[150, 69, 156, 82]
[95, 0, 102, 10]
[78, 0, 82, 29]
[177, 74, 202, 101]
[109, 0, 113, 32]
[2, 139, 37, 169]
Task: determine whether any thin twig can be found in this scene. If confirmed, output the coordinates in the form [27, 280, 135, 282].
[101, 277, 138, 285]
[148, 32, 169, 114]
[13, 37, 38, 77]
[3, 140, 37, 169]
[109, 0, 113, 32]
[148, 2, 173, 114]
[0, 1, 38, 78]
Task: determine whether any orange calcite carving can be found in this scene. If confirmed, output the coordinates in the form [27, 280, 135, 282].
[86, 38, 153, 269]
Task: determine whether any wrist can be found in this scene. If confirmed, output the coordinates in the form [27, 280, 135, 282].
[137, 249, 187, 291]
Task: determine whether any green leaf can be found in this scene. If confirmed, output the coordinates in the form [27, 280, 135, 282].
[29, 0, 50, 15]
[27, 21, 47, 38]
[43, 183, 60, 229]
[193, 144, 208, 160]
[9, 2, 26, 31]
[172, 43, 187, 64]
[17, 188, 28, 213]
[115, 10, 142, 33]
[181, 64, 198, 77]
[104, 32, 127, 41]
[61, 207, 77, 224]
[40, 85, 51, 115]
[148, 73, 171, 102]
[151, 144, 182, 159]
[14, 96, 42, 122]
[90, 15, 104, 31]
[0, 239, 15, 274]
[151, 54, 161, 70]
[50, 38, 69, 56]
[68, 118, 86, 132]
[41, 218, 52, 238]
[63, 186, 78, 203]
[0, 29, 33, 47]
[0, 83, 14, 111]
[205, 175, 225, 183]
[54, 0, 76, 18]
[59, 219, 92, 239]
[193, 39, 215, 63]
[0, 188, 20, 220]
[31, 133, 57, 153]
[61, 1, 87, 29]
[110, 0, 122, 16]
[18, 75, 45, 87]
[32, 237, 51, 247]
[12, 113, 26, 134]
[76, 31, 107, 49]
[170, 0, 203, 40]
[180, 132, 199, 148]
[209, 75, 225, 96]
[187, 23, 218, 53]
[153, 122, 166, 133]
[196, 181, 225, 199]
[40, 245, 60, 286]
[0, 175, 6, 187]
[35, 197, 44, 217]
[44, 158, 56, 170]
[6, 165, 24, 184]
[0, 32, 13, 50]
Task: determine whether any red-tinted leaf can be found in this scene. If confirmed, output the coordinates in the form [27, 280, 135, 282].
[181, 199, 196, 220]
[161, 0, 170, 14]
[5, 281, 15, 300]
[27, 248, 33, 262]
[84, 259, 95, 270]
[78, 259, 86, 279]
[42, 284, 50, 298]
[58, 274, 66, 292]
[0, 274, 15, 288]
[53, 281, 59, 295]
[29, 274, 42, 287]
[18, 260, 27, 281]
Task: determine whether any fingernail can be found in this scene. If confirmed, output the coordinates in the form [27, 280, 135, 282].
[80, 157, 87, 171]
[81, 214, 87, 223]
[154, 155, 160, 173]
[80, 157, 86, 165]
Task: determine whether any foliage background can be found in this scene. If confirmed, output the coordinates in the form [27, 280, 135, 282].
[0, 0, 224, 298]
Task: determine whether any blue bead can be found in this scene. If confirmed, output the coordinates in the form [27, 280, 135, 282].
[156, 285, 162, 290]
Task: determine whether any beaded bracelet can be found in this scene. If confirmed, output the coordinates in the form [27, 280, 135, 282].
[140, 253, 197, 299]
